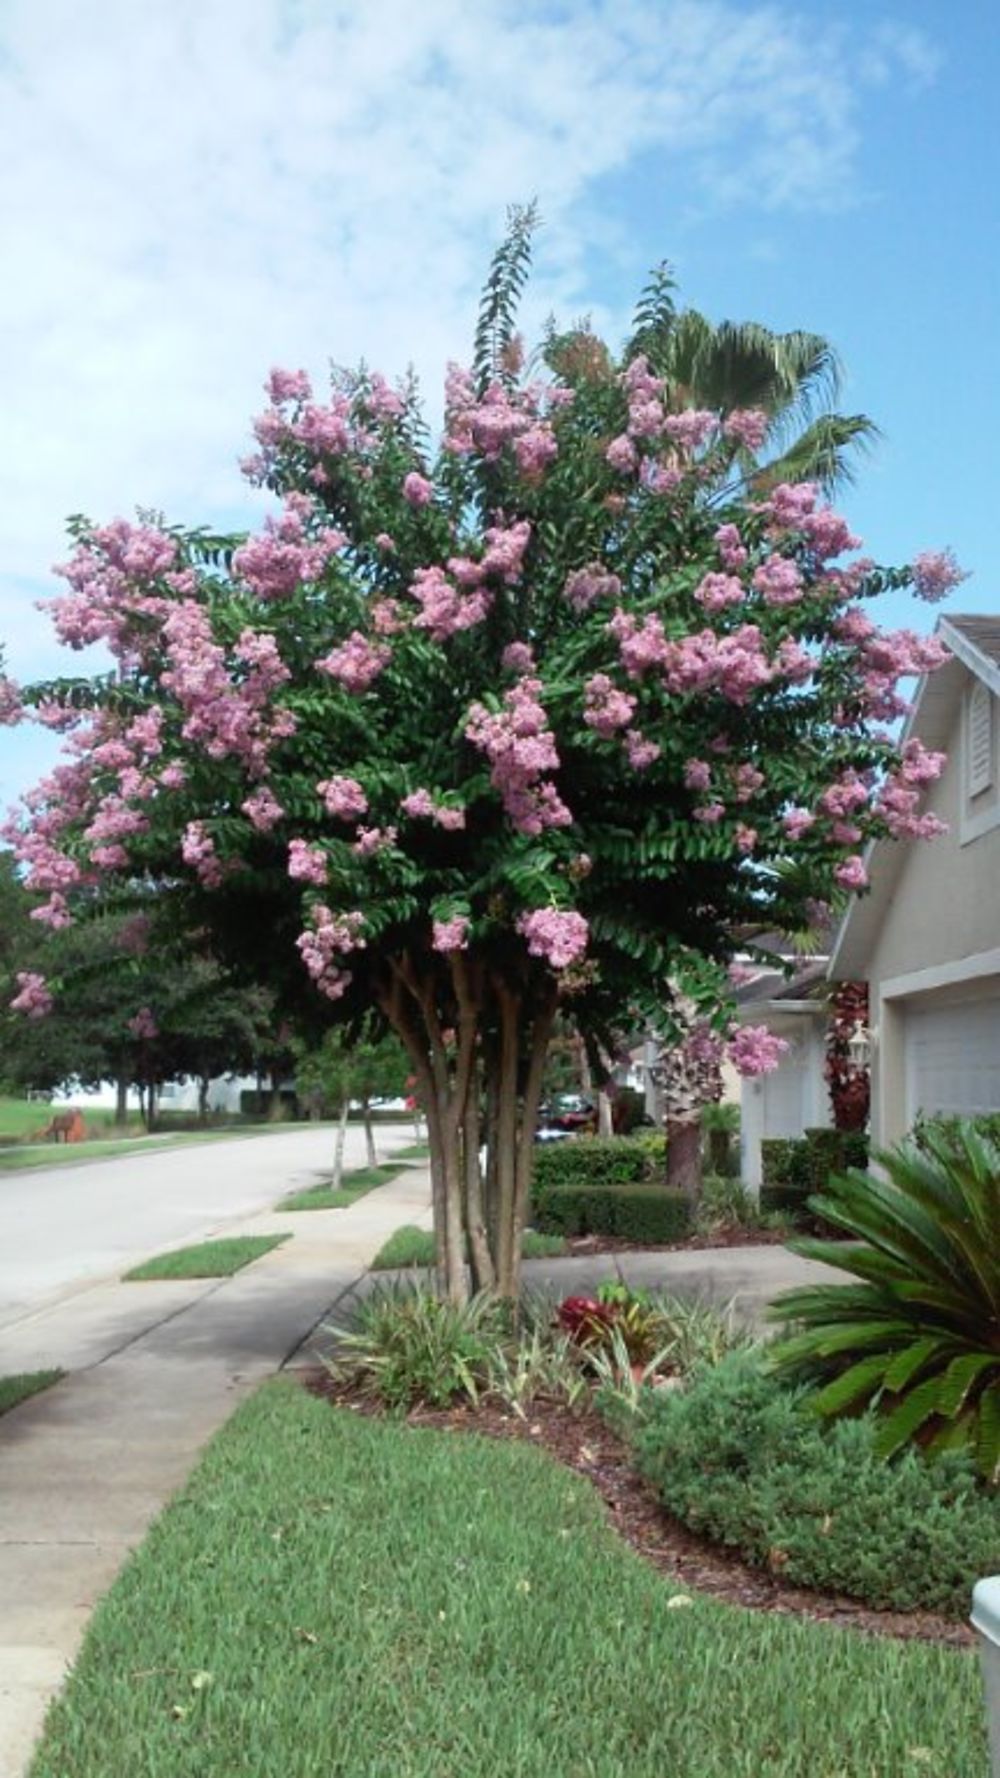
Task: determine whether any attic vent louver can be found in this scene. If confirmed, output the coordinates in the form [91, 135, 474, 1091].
[969, 680, 994, 797]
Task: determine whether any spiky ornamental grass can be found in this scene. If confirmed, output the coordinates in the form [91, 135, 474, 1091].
[769, 1123, 1000, 1480]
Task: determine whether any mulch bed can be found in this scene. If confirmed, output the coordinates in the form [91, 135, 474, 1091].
[300, 1369, 973, 1651]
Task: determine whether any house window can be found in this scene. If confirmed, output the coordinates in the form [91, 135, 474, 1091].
[968, 682, 994, 799]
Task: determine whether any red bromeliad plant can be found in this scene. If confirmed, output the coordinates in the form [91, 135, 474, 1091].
[5, 211, 963, 1299]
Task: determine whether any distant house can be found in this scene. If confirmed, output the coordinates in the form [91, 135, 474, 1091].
[734, 948, 832, 1192]
[832, 614, 1000, 1148]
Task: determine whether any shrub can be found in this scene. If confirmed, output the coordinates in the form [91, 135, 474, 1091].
[696, 1172, 762, 1233]
[532, 1134, 663, 1193]
[533, 1182, 691, 1244]
[770, 1123, 1000, 1480]
[760, 1127, 868, 1221]
[635, 1350, 1000, 1617]
[322, 1287, 507, 1409]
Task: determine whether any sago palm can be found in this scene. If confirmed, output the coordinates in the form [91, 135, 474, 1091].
[768, 1123, 1000, 1481]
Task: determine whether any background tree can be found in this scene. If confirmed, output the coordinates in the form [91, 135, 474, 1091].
[7, 209, 962, 1297]
[1, 904, 276, 1126]
[292, 1023, 407, 1181]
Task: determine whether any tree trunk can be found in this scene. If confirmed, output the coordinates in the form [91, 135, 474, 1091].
[198, 1074, 210, 1124]
[462, 1060, 495, 1293]
[597, 1090, 614, 1136]
[331, 1099, 349, 1190]
[666, 1117, 702, 1206]
[115, 1074, 128, 1128]
[362, 1096, 378, 1169]
[268, 1073, 284, 1121]
[377, 958, 555, 1304]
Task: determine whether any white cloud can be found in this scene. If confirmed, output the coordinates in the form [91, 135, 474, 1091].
[0, 0, 937, 706]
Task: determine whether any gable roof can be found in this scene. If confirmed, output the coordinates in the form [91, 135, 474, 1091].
[830, 613, 1000, 981]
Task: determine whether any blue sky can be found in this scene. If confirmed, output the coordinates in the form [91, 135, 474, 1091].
[1, 0, 996, 804]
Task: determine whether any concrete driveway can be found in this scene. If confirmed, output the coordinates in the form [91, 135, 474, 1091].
[0, 1121, 413, 1330]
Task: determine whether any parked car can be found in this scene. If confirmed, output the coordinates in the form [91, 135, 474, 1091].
[536, 1093, 596, 1139]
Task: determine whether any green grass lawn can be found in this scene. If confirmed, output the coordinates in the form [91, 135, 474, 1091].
[369, 1223, 564, 1269]
[0, 1097, 135, 1139]
[278, 1162, 403, 1212]
[124, 1235, 290, 1281]
[29, 1379, 986, 1778]
[393, 1138, 430, 1159]
[0, 1369, 64, 1417]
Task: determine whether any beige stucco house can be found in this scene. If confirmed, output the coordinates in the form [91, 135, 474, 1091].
[832, 614, 1000, 1148]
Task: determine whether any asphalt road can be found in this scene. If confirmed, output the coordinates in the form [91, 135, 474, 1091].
[0, 1122, 414, 1330]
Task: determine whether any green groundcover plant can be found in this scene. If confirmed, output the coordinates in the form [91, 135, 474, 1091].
[635, 1349, 1000, 1618]
[769, 1122, 1000, 1480]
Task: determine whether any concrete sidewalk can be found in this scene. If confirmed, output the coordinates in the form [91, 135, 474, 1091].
[0, 1161, 432, 1777]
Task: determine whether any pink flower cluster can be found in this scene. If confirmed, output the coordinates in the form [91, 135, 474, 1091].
[352, 825, 397, 857]
[662, 409, 717, 452]
[837, 615, 949, 721]
[834, 856, 869, 891]
[296, 906, 366, 1001]
[242, 784, 285, 832]
[288, 839, 328, 885]
[465, 677, 572, 836]
[502, 641, 535, 673]
[232, 501, 343, 600]
[752, 557, 803, 606]
[160, 605, 295, 773]
[874, 738, 947, 840]
[315, 631, 390, 693]
[726, 1024, 788, 1077]
[432, 915, 470, 953]
[695, 572, 745, 613]
[402, 472, 434, 508]
[583, 674, 636, 736]
[411, 566, 489, 642]
[181, 821, 224, 889]
[723, 409, 769, 451]
[611, 612, 775, 707]
[912, 549, 968, 603]
[564, 563, 622, 613]
[624, 730, 660, 770]
[48, 519, 179, 656]
[318, 775, 368, 820]
[714, 524, 748, 570]
[10, 971, 53, 1019]
[516, 908, 589, 970]
[443, 370, 561, 475]
[400, 790, 466, 830]
[0, 676, 22, 725]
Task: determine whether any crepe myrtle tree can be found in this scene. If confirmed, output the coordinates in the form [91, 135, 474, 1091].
[4, 209, 965, 1299]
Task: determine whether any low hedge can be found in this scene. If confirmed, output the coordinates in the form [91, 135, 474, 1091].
[532, 1182, 691, 1244]
[533, 1134, 665, 1192]
[634, 1351, 1000, 1618]
[760, 1126, 868, 1221]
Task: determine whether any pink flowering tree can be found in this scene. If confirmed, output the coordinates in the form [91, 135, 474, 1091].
[8, 212, 964, 1298]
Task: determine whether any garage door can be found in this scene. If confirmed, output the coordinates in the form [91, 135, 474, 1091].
[905, 995, 1000, 1124]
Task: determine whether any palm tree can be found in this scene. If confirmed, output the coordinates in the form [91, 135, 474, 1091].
[629, 264, 878, 495]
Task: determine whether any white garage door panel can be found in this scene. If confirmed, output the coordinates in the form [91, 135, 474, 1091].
[905, 997, 1000, 1123]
